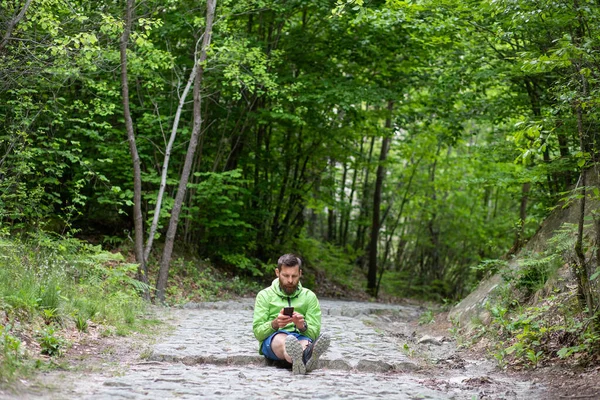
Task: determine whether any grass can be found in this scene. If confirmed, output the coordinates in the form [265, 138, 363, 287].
[0, 232, 149, 384]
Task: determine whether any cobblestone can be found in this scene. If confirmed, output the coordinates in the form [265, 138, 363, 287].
[152, 299, 420, 372]
[4, 298, 548, 399]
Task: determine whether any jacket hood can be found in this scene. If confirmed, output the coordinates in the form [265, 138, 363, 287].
[271, 278, 303, 298]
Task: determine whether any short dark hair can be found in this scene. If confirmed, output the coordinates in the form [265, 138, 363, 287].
[277, 253, 302, 270]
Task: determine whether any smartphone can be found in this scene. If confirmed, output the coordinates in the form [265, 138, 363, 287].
[283, 306, 294, 317]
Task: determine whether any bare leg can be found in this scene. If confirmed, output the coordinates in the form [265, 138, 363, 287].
[270, 333, 292, 362]
[271, 335, 311, 363]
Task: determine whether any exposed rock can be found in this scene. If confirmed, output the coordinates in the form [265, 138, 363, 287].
[417, 335, 444, 346]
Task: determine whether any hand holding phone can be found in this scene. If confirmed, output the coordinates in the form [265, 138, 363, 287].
[283, 306, 294, 317]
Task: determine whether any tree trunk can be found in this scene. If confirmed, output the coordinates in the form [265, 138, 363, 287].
[375, 155, 421, 296]
[571, 2, 595, 317]
[270, 128, 294, 242]
[367, 101, 393, 297]
[342, 138, 362, 248]
[425, 144, 442, 280]
[155, 0, 217, 303]
[120, 0, 149, 298]
[355, 135, 375, 265]
[144, 60, 198, 263]
[327, 157, 336, 242]
[337, 159, 348, 244]
[573, 169, 593, 314]
[508, 182, 531, 256]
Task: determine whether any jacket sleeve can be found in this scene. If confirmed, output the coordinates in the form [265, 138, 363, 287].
[303, 291, 321, 340]
[253, 290, 277, 341]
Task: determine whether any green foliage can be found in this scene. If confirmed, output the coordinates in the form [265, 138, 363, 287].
[0, 325, 23, 381]
[555, 321, 600, 361]
[0, 0, 598, 305]
[38, 326, 64, 357]
[418, 310, 435, 325]
[164, 257, 262, 305]
[187, 170, 254, 258]
[74, 313, 89, 333]
[219, 253, 264, 277]
[472, 259, 509, 278]
[39, 280, 62, 312]
[291, 235, 359, 289]
[0, 233, 149, 381]
[500, 226, 574, 298]
[42, 308, 59, 325]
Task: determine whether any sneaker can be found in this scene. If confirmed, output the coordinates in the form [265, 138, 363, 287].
[285, 335, 306, 375]
[303, 332, 330, 372]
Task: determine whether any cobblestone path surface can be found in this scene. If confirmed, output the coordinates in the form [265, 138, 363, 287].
[6, 299, 548, 399]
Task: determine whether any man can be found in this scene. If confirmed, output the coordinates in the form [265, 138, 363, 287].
[253, 253, 330, 375]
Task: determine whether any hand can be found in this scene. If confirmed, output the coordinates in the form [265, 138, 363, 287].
[291, 312, 306, 330]
[273, 309, 294, 329]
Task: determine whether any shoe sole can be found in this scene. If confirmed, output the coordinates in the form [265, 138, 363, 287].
[285, 335, 306, 375]
[306, 333, 330, 372]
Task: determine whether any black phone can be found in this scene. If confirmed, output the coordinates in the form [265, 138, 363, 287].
[283, 306, 294, 317]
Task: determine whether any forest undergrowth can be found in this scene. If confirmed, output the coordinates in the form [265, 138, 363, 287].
[453, 223, 600, 373]
[0, 232, 160, 384]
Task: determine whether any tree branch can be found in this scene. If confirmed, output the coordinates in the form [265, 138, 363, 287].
[0, 0, 33, 51]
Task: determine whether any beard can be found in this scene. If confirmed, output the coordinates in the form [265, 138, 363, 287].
[281, 284, 298, 295]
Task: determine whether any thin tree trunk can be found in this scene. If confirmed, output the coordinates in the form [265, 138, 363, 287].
[376, 155, 421, 296]
[270, 128, 294, 242]
[573, 108, 594, 315]
[355, 135, 375, 264]
[508, 182, 530, 256]
[337, 159, 348, 244]
[594, 165, 600, 292]
[155, 0, 217, 302]
[144, 59, 199, 263]
[342, 138, 363, 247]
[573, 169, 593, 313]
[367, 101, 393, 297]
[327, 157, 336, 242]
[571, 2, 595, 317]
[120, 0, 149, 298]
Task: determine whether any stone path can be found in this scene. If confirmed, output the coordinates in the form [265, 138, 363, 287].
[150, 299, 420, 373]
[6, 298, 549, 399]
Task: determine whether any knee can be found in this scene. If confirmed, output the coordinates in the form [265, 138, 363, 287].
[271, 333, 287, 352]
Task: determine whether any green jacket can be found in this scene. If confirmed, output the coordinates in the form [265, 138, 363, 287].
[252, 278, 322, 353]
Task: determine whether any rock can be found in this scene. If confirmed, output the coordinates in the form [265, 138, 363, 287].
[355, 359, 393, 373]
[417, 335, 444, 345]
[448, 274, 502, 331]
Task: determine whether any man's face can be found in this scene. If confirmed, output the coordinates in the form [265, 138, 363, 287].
[275, 265, 302, 295]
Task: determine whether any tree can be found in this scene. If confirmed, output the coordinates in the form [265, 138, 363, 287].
[120, 0, 149, 294]
[155, 0, 217, 302]
[367, 101, 393, 297]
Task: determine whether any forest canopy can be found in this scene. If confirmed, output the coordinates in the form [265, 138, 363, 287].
[1, 0, 598, 301]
